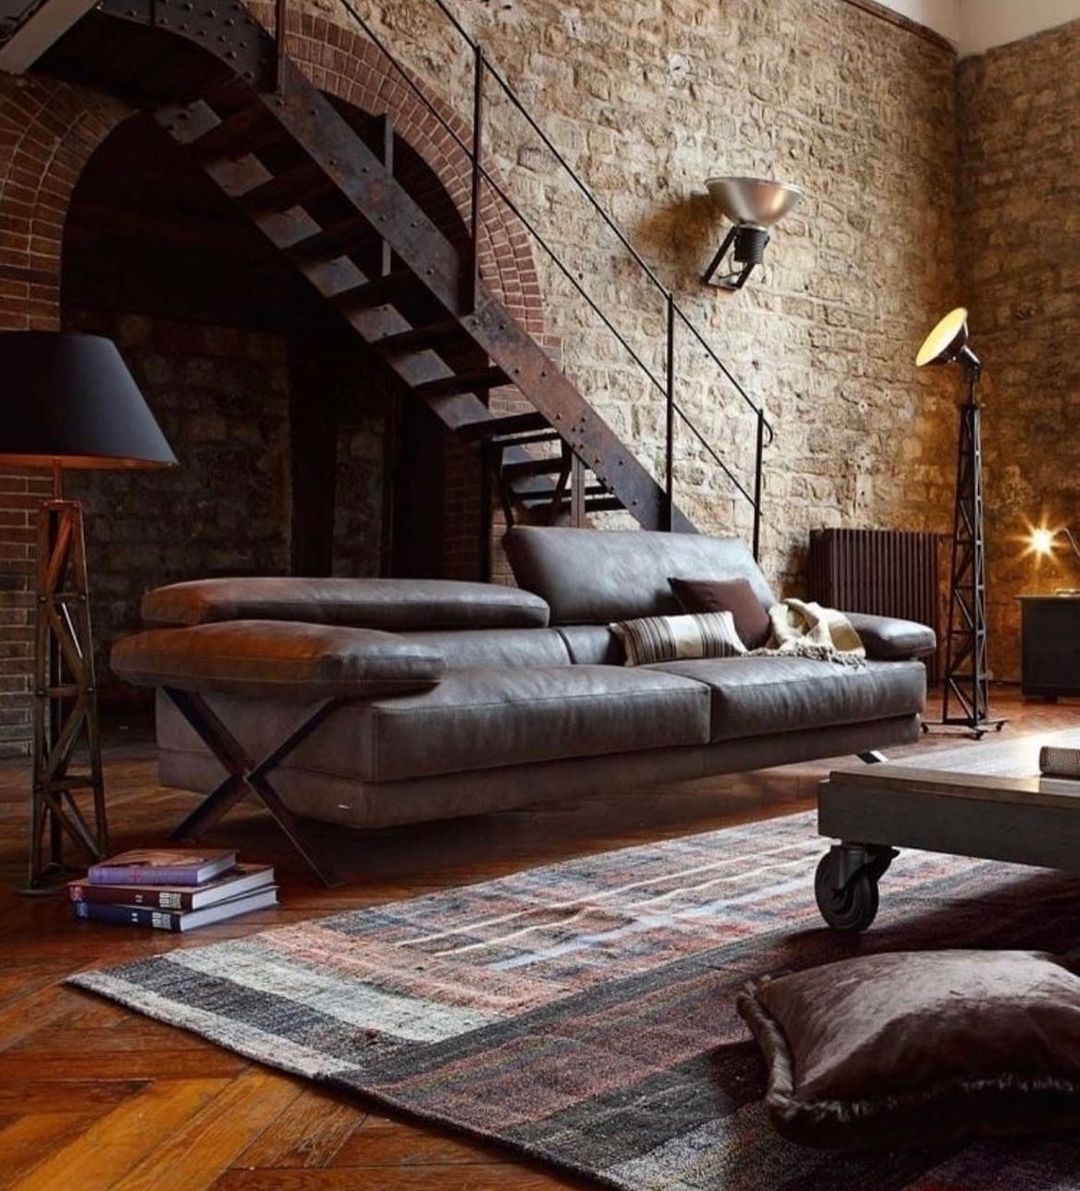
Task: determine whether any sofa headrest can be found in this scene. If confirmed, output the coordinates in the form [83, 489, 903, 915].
[504, 526, 775, 625]
[141, 577, 550, 631]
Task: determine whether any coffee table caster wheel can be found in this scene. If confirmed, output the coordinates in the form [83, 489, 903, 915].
[815, 853, 879, 933]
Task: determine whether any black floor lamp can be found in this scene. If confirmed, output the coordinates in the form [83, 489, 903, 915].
[915, 308, 1005, 738]
[0, 332, 176, 890]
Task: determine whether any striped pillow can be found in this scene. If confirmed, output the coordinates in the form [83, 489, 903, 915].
[610, 610, 747, 667]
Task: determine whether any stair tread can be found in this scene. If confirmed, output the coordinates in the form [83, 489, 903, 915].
[194, 106, 284, 160]
[457, 412, 553, 442]
[286, 216, 376, 264]
[501, 456, 568, 480]
[238, 161, 331, 212]
[331, 270, 421, 310]
[415, 366, 509, 399]
[374, 319, 467, 354]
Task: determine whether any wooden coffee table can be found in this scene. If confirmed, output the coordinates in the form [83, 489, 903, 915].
[815, 728, 1080, 932]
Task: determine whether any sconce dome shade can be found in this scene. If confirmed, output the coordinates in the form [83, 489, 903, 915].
[0, 331, 177, 469]
[916, 307, 970, 367]
[705, 177, 804, 228]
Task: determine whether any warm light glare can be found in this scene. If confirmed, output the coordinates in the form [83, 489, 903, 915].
[916, 307, 968, 368]
[1031, 527, 1056, 556]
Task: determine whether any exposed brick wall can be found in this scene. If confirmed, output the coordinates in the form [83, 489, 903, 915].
[958, 19, 1080, 681]
[0, 471, 50, 756]
[0, 75, 129, 754]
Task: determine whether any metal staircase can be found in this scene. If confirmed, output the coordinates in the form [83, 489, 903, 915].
[37, 0, 772, 557]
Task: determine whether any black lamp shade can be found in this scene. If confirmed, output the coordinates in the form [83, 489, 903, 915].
[0, 332, 177, 469]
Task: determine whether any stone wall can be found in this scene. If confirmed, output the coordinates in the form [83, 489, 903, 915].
[364, 0, 964, 589]
[62, 309, 293, 695]
[958, 20, 1080, 680]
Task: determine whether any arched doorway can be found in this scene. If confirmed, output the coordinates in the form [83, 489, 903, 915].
[59, 104, 484, 694]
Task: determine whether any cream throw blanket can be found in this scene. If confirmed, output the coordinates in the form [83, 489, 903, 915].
[748, 598, 866, 668]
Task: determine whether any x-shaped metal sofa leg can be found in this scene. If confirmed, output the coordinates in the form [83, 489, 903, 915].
[163, 687, 346, 887]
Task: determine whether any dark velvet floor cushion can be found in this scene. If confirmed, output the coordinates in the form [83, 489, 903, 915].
[669, 577, 772, 649]
[737, 950, 1080, 1151]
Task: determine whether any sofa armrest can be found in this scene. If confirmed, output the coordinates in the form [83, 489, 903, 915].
[844, 612, 937, 661]
[111, 620, 444, 699]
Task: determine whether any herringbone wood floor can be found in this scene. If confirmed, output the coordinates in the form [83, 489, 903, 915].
[0, 689, 1075, 1189]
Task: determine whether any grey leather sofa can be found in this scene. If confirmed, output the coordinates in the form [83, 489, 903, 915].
[112, 527, 934, 872]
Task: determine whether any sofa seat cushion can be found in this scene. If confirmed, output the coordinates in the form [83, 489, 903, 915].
[351, 666, 712, 781]
[141, 577, 550, 631]
[646, 656, 925, 741]
[112, 621, 444, 698]
[159, 665, 713, 783]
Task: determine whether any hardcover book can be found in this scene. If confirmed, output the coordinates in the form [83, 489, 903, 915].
[69, 863, 273, 910]
[88, 848, 237, 887]
[73, 886, 278, 932]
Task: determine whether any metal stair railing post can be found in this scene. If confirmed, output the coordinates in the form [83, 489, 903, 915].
[753, 410, 765, 562]
[274, 0, 288, 93]
[665, 292, 675, 532]
[465, 44, 484, 312]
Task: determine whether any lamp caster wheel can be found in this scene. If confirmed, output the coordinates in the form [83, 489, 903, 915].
[815, 855, 879, 932]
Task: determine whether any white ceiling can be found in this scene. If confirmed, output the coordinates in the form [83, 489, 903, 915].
[879, 0, 1080, 53]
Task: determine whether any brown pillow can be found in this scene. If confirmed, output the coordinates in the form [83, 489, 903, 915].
[737, 949, 1080, 1151]
[670, 577, 771, 649]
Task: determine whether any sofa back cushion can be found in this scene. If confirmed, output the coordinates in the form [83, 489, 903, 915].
[399, 628, 570, 669]
[142, 577, 550, 631]
[504, 526, 775, 625]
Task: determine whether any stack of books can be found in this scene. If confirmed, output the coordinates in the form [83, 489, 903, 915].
[68, 848, 277, 932]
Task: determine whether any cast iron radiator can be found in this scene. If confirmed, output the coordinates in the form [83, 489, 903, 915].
[808, 528, 940, 682]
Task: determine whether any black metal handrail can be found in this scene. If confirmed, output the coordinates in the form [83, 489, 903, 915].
[330, 0, 769, 553]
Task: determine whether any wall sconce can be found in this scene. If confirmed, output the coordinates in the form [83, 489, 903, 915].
[702, 177, 804, 290]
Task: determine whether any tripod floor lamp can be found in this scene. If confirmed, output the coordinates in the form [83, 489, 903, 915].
[0, 332, 176, 891]
[915, 308, 1005, 738]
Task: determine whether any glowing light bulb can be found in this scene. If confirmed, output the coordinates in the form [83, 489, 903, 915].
[1031, 527, 1056, 556]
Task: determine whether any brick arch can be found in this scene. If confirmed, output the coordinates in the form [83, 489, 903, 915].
[247, 2, 546, 345]
[0, 75, 131, 330]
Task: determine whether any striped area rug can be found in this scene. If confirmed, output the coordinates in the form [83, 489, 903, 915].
[69, 812, 1080, 1189]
